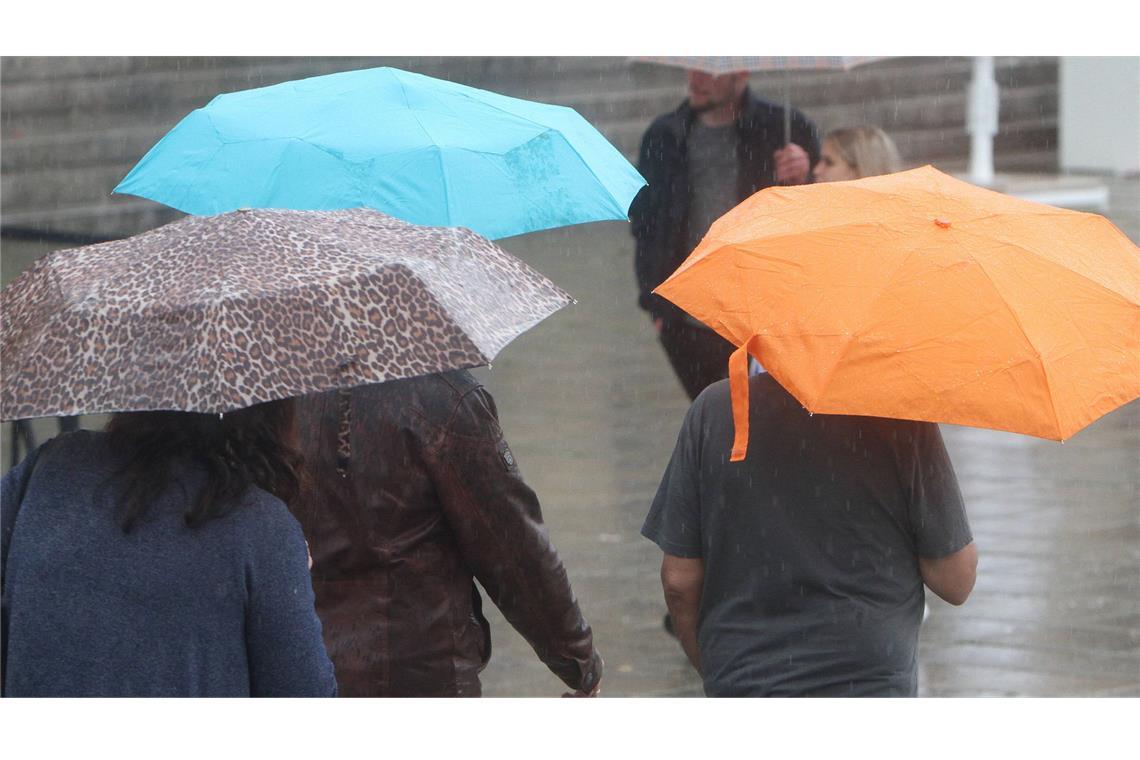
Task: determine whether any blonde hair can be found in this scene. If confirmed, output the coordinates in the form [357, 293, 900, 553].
[824, 127, 902, 179]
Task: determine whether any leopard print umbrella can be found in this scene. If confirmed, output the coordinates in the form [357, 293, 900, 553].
[1, 208, 573, 420]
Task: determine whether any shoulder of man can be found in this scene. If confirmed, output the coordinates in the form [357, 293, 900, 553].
[738, 89, 816, 130]
[339, 370, 484, 439]
[420, 370, 506, 442]
[352, 369, 478, 408]
[645, 99, 693, 139]
[433, 368, 483, 398]
[682, 378, 734, 434]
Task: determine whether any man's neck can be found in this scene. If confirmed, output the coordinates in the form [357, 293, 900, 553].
[696, 91, 744, 128]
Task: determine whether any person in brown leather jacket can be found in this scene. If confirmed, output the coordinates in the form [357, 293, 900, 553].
[289, 370, 603, 697]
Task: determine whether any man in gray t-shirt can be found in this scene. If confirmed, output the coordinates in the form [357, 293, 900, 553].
[642, 373, 977, 696]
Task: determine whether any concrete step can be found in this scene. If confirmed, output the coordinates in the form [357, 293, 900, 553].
[3, 160, 137, 211]
[1, 56, 1063, 238]
[1, 78, 1058, 176]
[0, 196, 181, 240]
[625, 56, 1057, 105]
[1, 125, 161, 174]
[3, 146, 1065, 244]
[934, 151, 1062, 174]
[0, 66, 638, 146]
[596, 112, 1057, 166]
[4, 112, 1056, 214]
[563, 81, 1056, 139]
[0, 57, 633, 133]
[0, 55, 628, 87]
[1, 146, 1063, 243]
[3, 56, 1055, 138]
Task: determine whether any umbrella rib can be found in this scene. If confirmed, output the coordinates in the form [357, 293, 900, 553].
[392, 74, 440, 147]
[393, 68, 558, 140]
[959, 224, 1139, 304]
[206, 259, 229, 414]
[390, 74, 459, 225]
[546, 129, 628, 217]
[709, 212, 898, 250]
[435, 146, 454, 228]
[517, 127, 627, 219]
[959, 225, 1140, 437]
[811, 241, 925, 406]
[445, 90, 563, 134]
[958, 247, 1062, 439]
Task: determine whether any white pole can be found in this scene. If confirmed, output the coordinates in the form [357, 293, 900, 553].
[967, 56, 999, 186]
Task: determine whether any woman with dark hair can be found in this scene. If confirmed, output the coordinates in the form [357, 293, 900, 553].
[1, 400, 336, 697]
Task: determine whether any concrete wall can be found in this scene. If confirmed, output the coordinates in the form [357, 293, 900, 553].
[1059, 56, 1140, 175]
[2, 56, 1060, 240]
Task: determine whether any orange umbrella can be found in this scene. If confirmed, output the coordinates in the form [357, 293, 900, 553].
[655, 165, 1140, 460]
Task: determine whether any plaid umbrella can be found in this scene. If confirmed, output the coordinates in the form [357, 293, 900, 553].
[633, 56, 887, 142]
[633, 56, 884, 75]
[1, 208, 572, 421]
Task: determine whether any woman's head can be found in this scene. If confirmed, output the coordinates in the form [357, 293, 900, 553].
[106, 398, 303, 532]
[813, 127, 902, 182]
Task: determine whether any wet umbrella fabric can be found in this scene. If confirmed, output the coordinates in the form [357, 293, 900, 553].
[654, 165, 1140, 460]
[113, 66, 646, 241]
[633, 56, 885, 143]
[1, 208, 573, 420]
[633, 56, 884, 75]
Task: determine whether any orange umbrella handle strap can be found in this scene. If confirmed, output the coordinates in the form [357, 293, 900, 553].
[728, 335, 764, 462]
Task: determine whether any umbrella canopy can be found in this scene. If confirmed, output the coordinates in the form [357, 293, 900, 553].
[633, 56, 885, 144]
[113, 66, 646, 241]
[633, 56, 885, 74]
[1, 208, 572, 420]
[655, 165, 1140, 460]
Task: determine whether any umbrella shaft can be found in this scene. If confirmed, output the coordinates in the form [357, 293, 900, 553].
[784, 72, 791, 145]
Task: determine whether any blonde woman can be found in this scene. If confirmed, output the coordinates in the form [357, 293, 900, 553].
[813, 126, 902, 182]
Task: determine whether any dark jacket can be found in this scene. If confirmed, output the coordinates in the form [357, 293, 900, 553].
[289, 371, 602, 697]
[630, 87, 821, 322]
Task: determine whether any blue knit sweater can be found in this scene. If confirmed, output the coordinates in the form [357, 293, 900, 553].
[1, 431, 336, 697]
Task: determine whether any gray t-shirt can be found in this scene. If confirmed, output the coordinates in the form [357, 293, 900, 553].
[642, 374, 971, 697]
[686, 121, 740, 254]
[682, 122, 740, 331]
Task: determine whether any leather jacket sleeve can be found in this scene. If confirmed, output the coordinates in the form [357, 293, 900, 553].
[424, 384, 603, 694]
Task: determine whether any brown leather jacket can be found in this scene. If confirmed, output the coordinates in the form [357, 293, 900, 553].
[289, 371, 602, 697]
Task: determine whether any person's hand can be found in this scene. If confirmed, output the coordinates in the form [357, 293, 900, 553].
[562, 659, 603, 697]
[305, 540, 314, 570]
[774, 143, 811, 185]
[652, 317, 664, 334]
[562, 682, 601, 698]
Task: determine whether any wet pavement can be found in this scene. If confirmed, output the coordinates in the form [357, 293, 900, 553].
[2, 177, 1137, 697]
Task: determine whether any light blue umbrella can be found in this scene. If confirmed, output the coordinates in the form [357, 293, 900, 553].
[114, 67, 646, 240]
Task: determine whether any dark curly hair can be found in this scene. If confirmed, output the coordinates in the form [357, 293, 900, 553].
[104, 399, 304, 532]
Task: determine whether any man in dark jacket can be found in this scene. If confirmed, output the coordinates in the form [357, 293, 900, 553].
[289, 371, 602, 697]
[630, 70, 821, 400]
